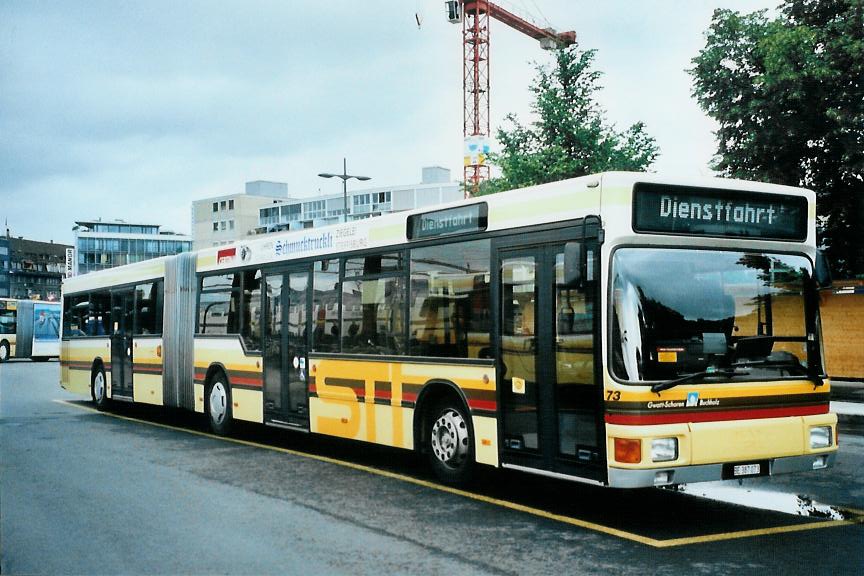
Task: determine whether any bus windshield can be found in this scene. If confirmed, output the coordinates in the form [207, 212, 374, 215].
[611, 248, 815, 384]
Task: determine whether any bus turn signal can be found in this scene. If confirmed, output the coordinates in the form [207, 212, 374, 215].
[614, 438, 642, 464]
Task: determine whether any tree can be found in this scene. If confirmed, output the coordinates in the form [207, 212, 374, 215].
[478, 45, 659, 195]
[690, 0, 864, 278]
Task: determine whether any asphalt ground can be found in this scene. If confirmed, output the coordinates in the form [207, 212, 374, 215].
[831, 380, 864, 403]
[830, 380, 864, 423]
[3, 360, 864, 575]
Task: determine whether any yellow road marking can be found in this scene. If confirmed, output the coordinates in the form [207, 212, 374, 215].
[652, 518, 859, 548]
[55, 399, 862, 548]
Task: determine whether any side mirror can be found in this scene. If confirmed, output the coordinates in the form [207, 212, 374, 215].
[564, 242, 583, 287]
[815, 250, 832, 289]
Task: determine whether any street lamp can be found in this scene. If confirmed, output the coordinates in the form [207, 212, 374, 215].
[318, 158, 371, 223]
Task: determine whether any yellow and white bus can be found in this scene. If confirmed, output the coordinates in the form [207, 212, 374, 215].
[60, 172, 837, 487]
[0, 298, 61, 362]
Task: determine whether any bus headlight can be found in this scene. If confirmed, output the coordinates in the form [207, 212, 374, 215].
[810, 426, 832, 449]
[651, 438, 678, 462]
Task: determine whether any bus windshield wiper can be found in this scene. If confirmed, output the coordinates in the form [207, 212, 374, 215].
[731, 357, 823, 387]
[651, 368, 750, 394]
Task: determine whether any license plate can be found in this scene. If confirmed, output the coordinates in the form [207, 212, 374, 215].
[733, 463, 761, 476]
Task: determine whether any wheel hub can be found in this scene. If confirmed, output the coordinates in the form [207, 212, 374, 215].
[209, 381, 227, 424]
[431, 408, 469, 467]
[93, 372, 105, 402]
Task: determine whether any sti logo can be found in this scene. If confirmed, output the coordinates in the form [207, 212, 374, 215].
[217, 247, 236, 265]
[686, 392, 700, 407]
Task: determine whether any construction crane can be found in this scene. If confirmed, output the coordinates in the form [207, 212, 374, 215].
[445, 1, 576, 196]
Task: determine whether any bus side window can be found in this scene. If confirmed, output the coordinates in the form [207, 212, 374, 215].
[63, 294, 89, 336]
[0, 307, 16, 335]
[409, 239, 491, 359]
[341, 253, 406, 355]
[198, 272, 259, 351]
[313, 259, 340, 353]
[241, 270, 261, 351]
[90, 292, 111, 337]
[198, 274, 236, 336]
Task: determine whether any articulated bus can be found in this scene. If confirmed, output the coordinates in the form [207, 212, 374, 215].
[0, 298, 61, 362]
[60, 172, 837, 487]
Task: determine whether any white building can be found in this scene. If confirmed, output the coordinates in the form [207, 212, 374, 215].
[258, 167, 461, 233]
[192, 181, 293, 250]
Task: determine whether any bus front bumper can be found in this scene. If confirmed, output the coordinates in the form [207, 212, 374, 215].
[607, 452, 836, 488]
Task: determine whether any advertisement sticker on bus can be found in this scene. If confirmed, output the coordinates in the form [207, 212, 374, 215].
[217, 247, 236, 265]
[33, 303, 61, 341]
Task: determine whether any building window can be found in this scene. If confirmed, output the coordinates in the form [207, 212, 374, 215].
[220, 221, 226, 231]
[213, 222, 219, 231]
[373, 191, 391, 204]
[220, 201, 227, 211]
[229, 220, 235, 230]
[212, 202, 218, 213]
[229, 199, 234, 210]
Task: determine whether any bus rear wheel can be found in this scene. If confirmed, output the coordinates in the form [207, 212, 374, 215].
[0, 341, 9, 363]
[206, 373, 233, 435]
[91, 365, 109, 410]
[427, 400, 475, 486]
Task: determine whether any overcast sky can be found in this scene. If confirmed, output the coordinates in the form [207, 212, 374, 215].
[0, 1, 778, 245]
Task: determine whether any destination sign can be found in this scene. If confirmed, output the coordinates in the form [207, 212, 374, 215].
[407, 203, 487, 240]
[633, 183, 808, 241]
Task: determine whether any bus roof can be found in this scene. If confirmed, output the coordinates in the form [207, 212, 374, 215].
[62, 172, 816, 295]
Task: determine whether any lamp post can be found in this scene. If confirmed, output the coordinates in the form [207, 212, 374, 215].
[318, 158, 371, 223]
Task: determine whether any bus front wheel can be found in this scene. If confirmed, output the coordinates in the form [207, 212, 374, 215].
[91, 365, 109, 410]
[427, 399, 475, 486]
[206, 373, 233, 435]
[0, 341, 9, 363]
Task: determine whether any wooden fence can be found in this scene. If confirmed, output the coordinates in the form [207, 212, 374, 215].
[820, 281, 864, 380]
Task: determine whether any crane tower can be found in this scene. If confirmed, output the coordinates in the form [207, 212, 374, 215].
[446, 1, 576, 196]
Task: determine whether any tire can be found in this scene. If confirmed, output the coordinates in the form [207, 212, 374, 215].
[91, 365, 109, 411]
[0, 341, 9, 363]
[427, 399, 475, 485]
[206, 372, 233, 435]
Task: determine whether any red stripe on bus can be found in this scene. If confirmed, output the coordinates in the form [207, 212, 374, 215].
[133, 365, 163, 373]
[604, 404, 829, 425]
[231, 376, 263, 387]
[468, 399, 497, 411]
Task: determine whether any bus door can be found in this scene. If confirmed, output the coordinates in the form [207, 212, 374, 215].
[110, 290, 135, 399]
[263, 266, 311, 429]
[496, 237, 604, 482]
